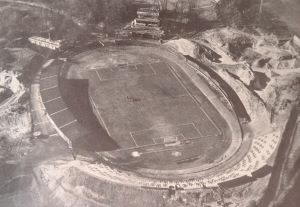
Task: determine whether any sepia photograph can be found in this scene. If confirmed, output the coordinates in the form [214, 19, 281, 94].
[0, 0, 299, 206]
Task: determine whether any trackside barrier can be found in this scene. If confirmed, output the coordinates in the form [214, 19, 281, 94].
[73, 130, 280, 190]
[38, 62, 73, 147]
[163, 46, 234, 113]
[36, 42, 281, 190]
[185, 59, 234, 112]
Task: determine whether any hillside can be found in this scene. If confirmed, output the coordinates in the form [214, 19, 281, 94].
[0, 1, 299, 207]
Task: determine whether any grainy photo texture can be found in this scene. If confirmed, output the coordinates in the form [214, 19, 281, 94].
[0, 0, 299, 206]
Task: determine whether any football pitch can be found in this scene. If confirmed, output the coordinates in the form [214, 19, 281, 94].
[80, 59, 231, 170]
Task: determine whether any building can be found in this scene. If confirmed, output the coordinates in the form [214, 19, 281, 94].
[28, 36, 63, 50]
[137, 7, 160, 18]
[118, 7, 164, 39]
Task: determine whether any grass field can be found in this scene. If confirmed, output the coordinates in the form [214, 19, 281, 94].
[80, 59, 231, 170]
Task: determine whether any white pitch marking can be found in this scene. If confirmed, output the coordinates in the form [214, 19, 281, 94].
[192, 122, 204, 137]
[92, 64, 156, 82]
[152, 137, 157, 144]
[49, 133, 59, 137]
[177, 133, 186, 140]
[115, 135, 210, 152]
[131, 122, 195, 135]
[148, 63, 157, 75]
[167, 64, 222, 135]
[49, 108, 68, 116]
[130, 132, 139, 147]
[40, 74, 57, 80]
[95, 70, 103, 82]
[90, 96, 111, 136]
[140, 147, 181, 155]
[134, 64, 139, 71]
[43, 96, 61, 104]
[59, 120, 77, 129]
[40, 85, 58, 92]
[156, 134, 182, 143]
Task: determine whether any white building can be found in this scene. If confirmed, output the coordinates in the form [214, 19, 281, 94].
[28, 36, 63, 50]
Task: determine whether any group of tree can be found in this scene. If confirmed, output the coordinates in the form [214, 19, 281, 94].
[216, 0, 261, 27]
[153, 0, 197, 13]
[44, 0, 133, 25]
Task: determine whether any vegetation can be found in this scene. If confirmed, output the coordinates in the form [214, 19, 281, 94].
[228, 36, 253, 59]
[0, 49, 16, 66]
[24, 0, 134, 25]
[0, 87, 13, 103]
[216, 0, 260, 27]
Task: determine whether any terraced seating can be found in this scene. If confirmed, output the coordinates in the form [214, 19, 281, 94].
[39, 61, 82, 146]
[73, 131, 281, 190]
[38, 57, 281, 191]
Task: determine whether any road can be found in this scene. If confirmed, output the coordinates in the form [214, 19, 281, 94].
[257, 107, 300, 207]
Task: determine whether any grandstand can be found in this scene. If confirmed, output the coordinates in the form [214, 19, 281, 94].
[37, 43, 282, 190]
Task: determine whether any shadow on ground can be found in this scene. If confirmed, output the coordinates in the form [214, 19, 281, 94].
[59, 78, 119, 152]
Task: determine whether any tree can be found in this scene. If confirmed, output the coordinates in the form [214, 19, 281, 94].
[187, 0, 197, 13]
[159, 0, 168, 11]
[216, 0, 260, 27]
[67, 0, 99, 22]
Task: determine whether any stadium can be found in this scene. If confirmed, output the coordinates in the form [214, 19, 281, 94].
[37, 41, 280, 189]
